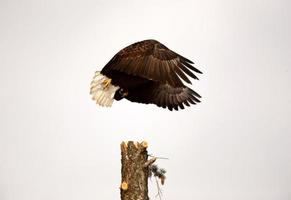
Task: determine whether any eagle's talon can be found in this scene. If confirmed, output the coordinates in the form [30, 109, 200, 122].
[123, 91, 128, 97]
[119, 88, 128, 97]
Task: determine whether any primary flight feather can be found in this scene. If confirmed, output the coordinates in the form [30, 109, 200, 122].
[90, 39, 202, 111]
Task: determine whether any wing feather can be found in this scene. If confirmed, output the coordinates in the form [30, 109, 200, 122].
[126, 82, 201, 111]
[101, 39, 202, 87]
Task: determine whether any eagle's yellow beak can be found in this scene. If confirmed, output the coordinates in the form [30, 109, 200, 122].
[102, 78, 112, 90]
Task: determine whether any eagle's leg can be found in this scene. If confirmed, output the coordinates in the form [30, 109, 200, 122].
[122, 90, 128, 97]
[102, 78, 112, 89]
[114, 88, 128, 100]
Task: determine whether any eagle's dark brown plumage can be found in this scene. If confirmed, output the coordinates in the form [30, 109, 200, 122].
[91, 39, 202, 111]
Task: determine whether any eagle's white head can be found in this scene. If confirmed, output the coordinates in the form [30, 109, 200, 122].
[90, 71, 119, 107]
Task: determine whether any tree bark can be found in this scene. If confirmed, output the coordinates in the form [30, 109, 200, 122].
[120, 141, 153, 200]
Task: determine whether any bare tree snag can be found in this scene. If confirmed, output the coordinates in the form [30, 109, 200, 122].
[120, 141, 153, 200]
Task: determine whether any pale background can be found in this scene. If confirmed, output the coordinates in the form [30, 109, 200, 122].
[0, 0, 291, 200]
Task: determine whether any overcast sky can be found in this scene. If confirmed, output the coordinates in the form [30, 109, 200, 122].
[0, 0, 291, 200]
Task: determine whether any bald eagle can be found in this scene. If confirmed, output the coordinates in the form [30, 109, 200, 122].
[90, 39, 202, 111]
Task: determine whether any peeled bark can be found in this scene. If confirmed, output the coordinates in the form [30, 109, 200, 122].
[120, 141, 154, 200]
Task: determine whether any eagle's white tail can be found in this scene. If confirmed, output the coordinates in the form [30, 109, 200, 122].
[90, 71, 119, 107]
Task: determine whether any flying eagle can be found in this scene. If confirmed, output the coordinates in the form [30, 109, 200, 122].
[90, 39, 202, 111]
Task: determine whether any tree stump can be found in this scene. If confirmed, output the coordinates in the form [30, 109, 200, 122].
[120, 141, 155, 200]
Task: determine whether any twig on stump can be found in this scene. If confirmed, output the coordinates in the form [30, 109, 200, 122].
[120, 141, 153, 200]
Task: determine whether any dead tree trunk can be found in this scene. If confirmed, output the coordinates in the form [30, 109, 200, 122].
[120, 141, 156, 200]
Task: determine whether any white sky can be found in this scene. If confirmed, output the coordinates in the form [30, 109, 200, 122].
[0, 0, 291, 200]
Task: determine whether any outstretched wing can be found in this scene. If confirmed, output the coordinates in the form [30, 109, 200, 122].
[101, 39, 202, 87]
[126, 82, 201, 111]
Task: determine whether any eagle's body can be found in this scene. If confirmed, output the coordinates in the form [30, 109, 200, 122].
[90, 39, 202, 111]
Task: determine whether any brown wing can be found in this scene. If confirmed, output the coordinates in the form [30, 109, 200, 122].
[101, 39, 202, 87]
[126, 82, 201, 111]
